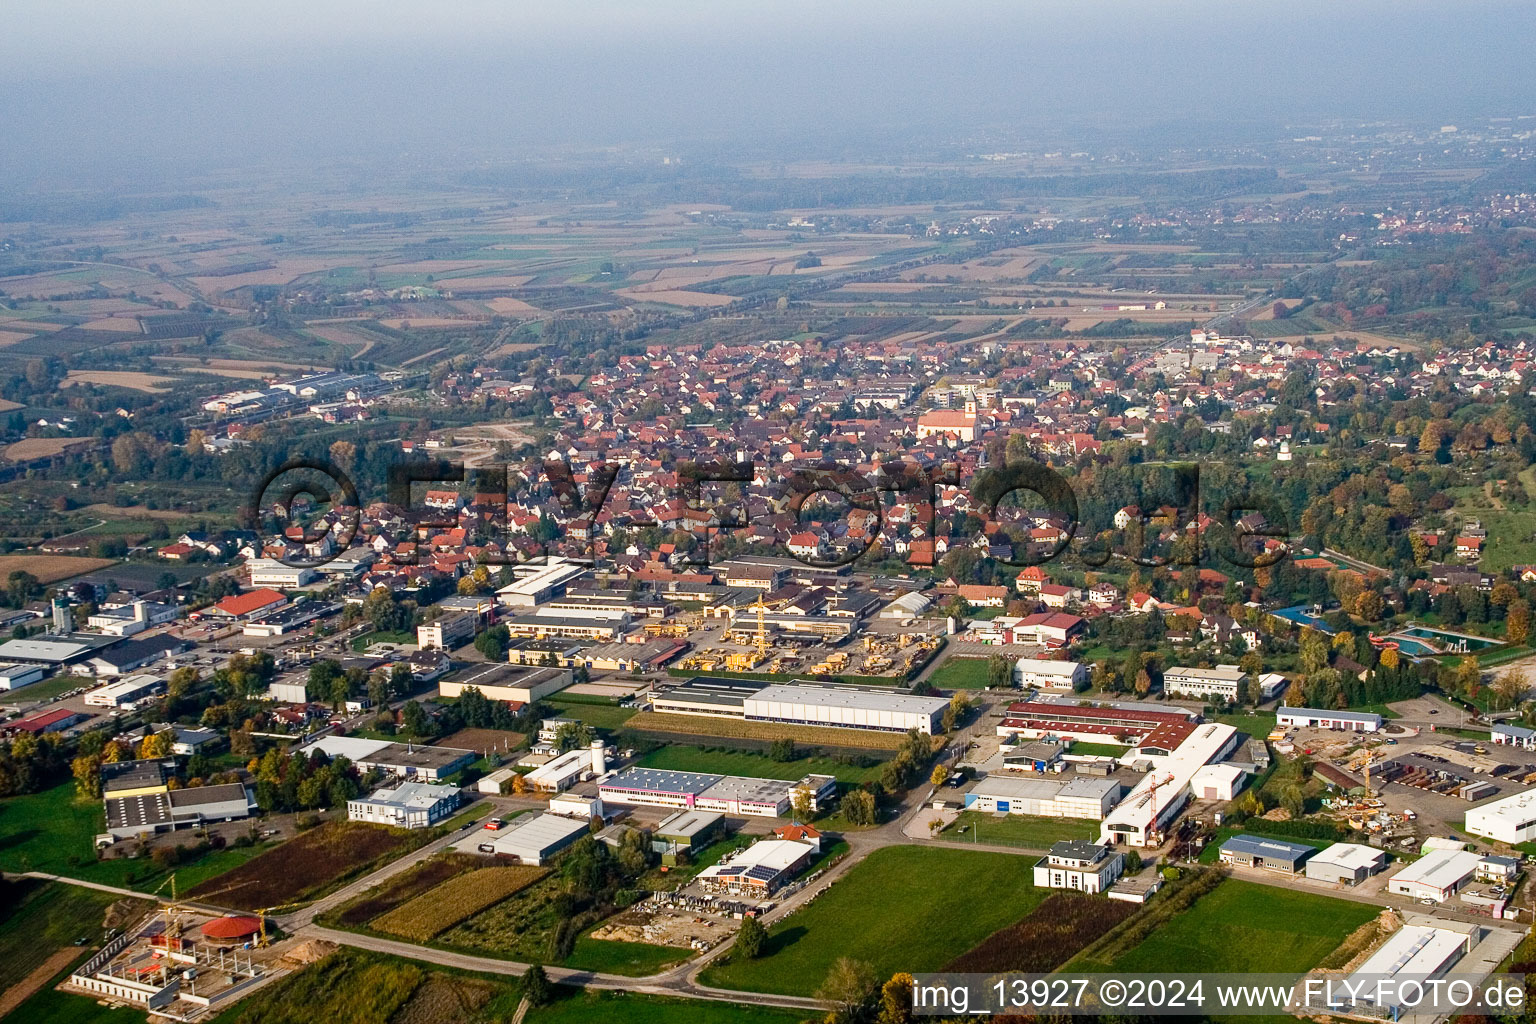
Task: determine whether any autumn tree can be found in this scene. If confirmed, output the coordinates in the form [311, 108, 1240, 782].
[1508, 600, 1531, 645]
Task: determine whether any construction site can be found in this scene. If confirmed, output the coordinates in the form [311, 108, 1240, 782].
[58, 877, 308, 1022]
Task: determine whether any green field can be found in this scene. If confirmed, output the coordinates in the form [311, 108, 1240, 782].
[1079, 879, 1377, 973]
[0, 879, 120, 990]
[0, 780, 275, 891]
[941, 810, 1099, 848]
[563, 935, 689, 976]
[927, 657, 998, 689]
[5, 675, 86, 701]
[351, 629, 415, 652]
[528, 988, 809, 1024]
[634, 745, 884, 784]
[544, 698, 637, 731]
[699, 845, 1047, 996]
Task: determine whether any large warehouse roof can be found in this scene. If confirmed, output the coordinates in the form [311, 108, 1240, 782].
[750, 683, 949, 716]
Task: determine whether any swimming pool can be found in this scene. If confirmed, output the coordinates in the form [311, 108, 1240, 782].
[1396, 626, 1501, 652]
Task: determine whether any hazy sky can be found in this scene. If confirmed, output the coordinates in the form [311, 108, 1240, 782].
[4, 1, 1534, 187]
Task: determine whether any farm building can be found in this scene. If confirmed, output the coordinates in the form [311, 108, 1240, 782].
[347, 781, 461, 829]
[1303, 843, 1387, 885]
[1465, 790, 1536, 844]
[1218, 835, 1315, 874]
[964, 776, 1122, 819]
[1275, 707, 1382, 732]
[1013, 658, 1087, 690]
[438, 663, 571, 704]
[1387, 848, 1484, 902]
[1031, 839, 1124, 893]
[696, 838, 817, 896]
[459, 811, 588, 865]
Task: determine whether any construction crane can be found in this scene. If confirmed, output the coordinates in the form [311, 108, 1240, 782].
[1142, 773, 1175, 847]
[751, 594, 770, 659]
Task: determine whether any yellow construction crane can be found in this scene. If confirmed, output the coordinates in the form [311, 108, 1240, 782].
[751, 594, 770, 659]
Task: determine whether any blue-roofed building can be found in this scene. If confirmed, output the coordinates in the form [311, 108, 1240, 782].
[1492, 722, 1536, 751]
[1270, 605, 1337, 634]
[1218, 834, 1316, 874]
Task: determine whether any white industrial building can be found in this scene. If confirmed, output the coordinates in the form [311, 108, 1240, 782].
[964, 776, 1122, 819]
[524, 741, 606, 792]
[477, 767, 514, 795]
[86, 601, 178, 637]
[0, 662, 46, 690]
[84, 674, 166, 708]
[1189, 762, 1248, 801]
[1386, 848, 1485, 902]
[1304, 842, 1388, 885]
[1162, 665, 1248, 701]
[347, 781, 461, 829]
[1014, 658, 1087, 691]
[1276, 706, 1382, 732]
[417, 611, 478, 650]
[245, 558, 319, 588]
[1032, 839, 1125, 893]
[1331, 925, 1476, 1016]
[1466, 790, 1536, 844]
[457, 811, 588, 865]
[438, 663, 571, 704]
[1491, 723, 1536, 750]
[1099, 722, 1241, 847]
[495, 558, 590, 608]
[696, 838, 817, 895]
[743, 683, 950, 735]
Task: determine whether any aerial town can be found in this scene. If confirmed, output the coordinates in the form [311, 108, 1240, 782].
[5, 4, 1536, 1024]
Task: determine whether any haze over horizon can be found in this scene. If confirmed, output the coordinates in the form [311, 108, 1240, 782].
[3, 0, 1535, 189]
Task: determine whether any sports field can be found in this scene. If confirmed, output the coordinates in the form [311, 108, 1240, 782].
[699, 845, 1045, 996]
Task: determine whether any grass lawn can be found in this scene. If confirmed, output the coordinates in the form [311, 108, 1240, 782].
[1211, 710, 1277, 739]
[928, 657, 997, 690]
[544, 698, 637, 732]
[1195, 827, 1334, 864]
[0, 879, 120, 990]
[634, 745, 884, 784]
[0, 780, 275, 892]
[1079, 878, 1377, 973]
[6, 675, 86, 701]
[940, 809, 1098, 848]
[699, 845, 1047, 996]
[350, 629, 414, 652]
[6, 982, 146, 1024]
[563, 935, 689, 976]
[527, 987, 808, 1024]
[1068, 742, 1129, 757]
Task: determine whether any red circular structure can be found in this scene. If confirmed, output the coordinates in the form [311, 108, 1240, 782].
[200, 916, 262, 940]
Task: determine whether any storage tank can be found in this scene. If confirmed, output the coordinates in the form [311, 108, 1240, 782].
[590, 738, 606, 775]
